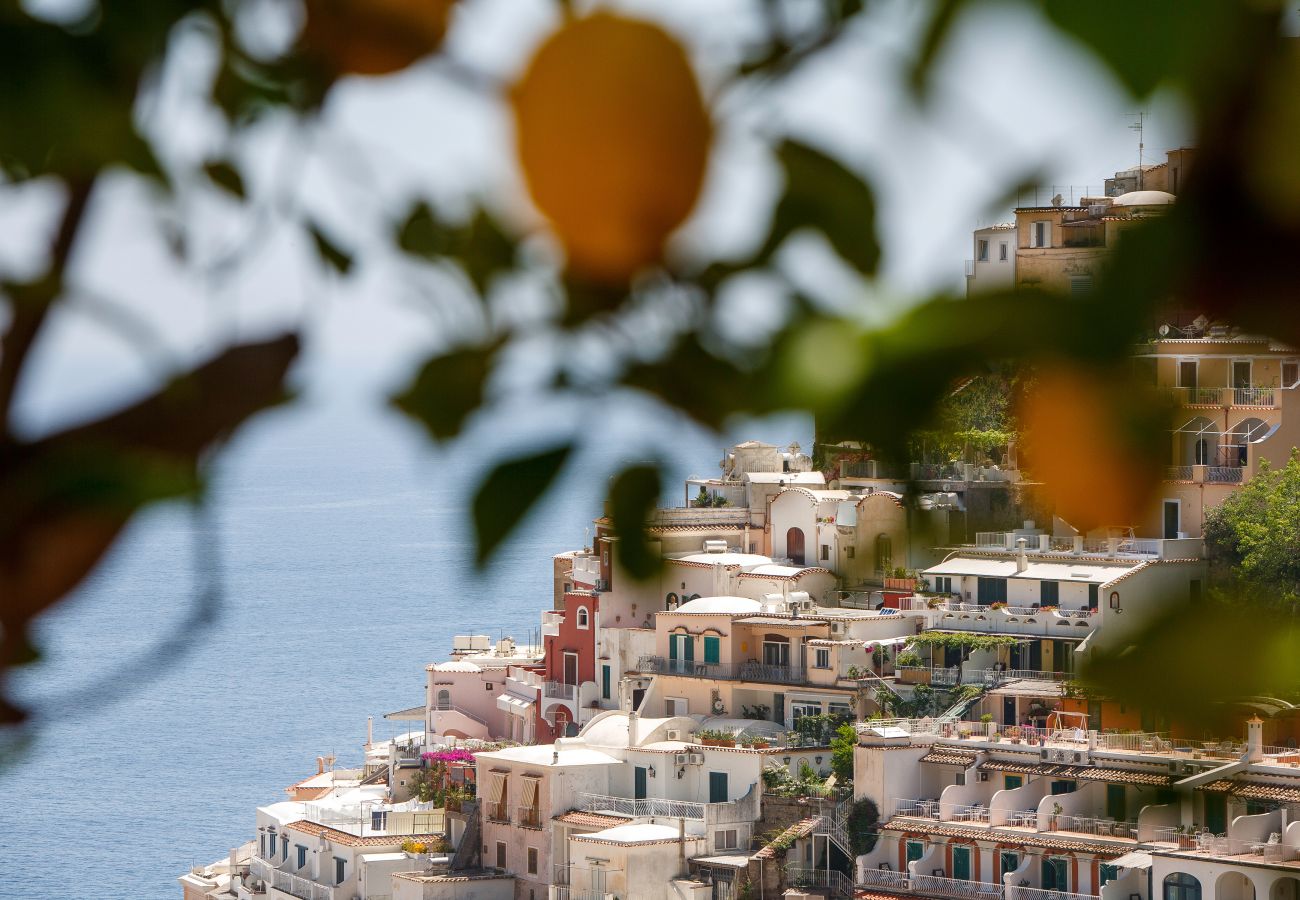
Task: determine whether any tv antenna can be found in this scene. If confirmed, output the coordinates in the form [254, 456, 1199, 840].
[1128, 112, 1146, 188]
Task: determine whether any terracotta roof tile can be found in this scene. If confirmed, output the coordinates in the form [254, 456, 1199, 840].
[922, 748, 978, 766]
[882, 821, 1132, 856]
[553, 811, 630, 829]
[284, 820, 445, 849]
[753, 818, 820, 859]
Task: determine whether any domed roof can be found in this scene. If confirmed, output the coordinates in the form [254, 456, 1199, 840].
[433, 660, 483, 673]
[1111, 190, 1176, 207]
[675, 595, 762, 614]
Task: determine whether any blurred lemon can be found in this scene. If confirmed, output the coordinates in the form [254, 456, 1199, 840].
[1020, 366, 1162, 533]
[511, 13, 712, 286]
[303, 0, 456, 77]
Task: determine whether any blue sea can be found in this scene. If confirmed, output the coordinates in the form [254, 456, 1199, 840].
[0, 385, 807, 899]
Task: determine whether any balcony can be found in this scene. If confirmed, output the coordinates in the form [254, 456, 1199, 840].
[517, 806, 542, 829]
[543, 681, 577, 701]
[1172, 386, 1279, 407]
[577, 792, 705, 820]
[486, 800, 509, 823]
[634, 655, 807, 686]
[541, 611, 563, 637]
[857, 870, 1096, 900]
[1165, 464, 1245, 485]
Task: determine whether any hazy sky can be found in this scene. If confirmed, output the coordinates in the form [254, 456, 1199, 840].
[7, 0, 1192, 438]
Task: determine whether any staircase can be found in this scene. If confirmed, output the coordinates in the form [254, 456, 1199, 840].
[449, 800, 481, 872]
[819, 797, 852, 858]
[940, 687, 986, 720]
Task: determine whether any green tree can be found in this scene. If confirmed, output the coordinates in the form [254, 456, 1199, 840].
[830, 722, 856, 785]
[1204, 452, 1300, 609]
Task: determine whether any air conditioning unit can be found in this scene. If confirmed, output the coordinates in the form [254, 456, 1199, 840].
[979, 771, 989, 782]
[687, 752, 705, 765]
[675, 753, 690, 766]
[1073, 752, 1083, 763]
[830, 622, 843, 634]
[667, 730, 681, 741]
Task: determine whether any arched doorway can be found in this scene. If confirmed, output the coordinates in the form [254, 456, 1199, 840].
[786, 527, 806, 566]
[1271, 877, 1300, 900]
[1178, 417, 1220, 466]
[436, 689, 450, 709]
[1217, 872, 1256, 900]
[1164, 873, 1201, 900]
[1226, 417, 1270, 467]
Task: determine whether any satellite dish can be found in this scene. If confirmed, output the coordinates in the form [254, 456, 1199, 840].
[1158, 324, 1171, 336]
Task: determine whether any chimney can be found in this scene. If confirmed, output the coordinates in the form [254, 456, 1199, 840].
[1016, 538, 1028, 574]
[1247, 716, 1264, 762]
[317, 756, 326, 775]
[712, 562, 727, 597]
[1072, 536, 1084, 554]
[628, 710, 640, 747]
[367, 715, 373, 748]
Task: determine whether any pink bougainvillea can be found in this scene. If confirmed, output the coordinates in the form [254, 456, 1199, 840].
[422, 748, 476, 765]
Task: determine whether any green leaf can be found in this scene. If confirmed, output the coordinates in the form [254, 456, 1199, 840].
[202, 159, 245, 199]
[308, 222, 353, 276]
[763, 140, 880, 276]
[391, 342, 500, 442]
[907, 0, 967, 101]
[471, 444, 573, 566]
[608, 464, 663, 581]
[397, 200, 446, 259]
[458, 209, 517, 296]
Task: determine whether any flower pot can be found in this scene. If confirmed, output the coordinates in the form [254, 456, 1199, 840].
[749, 741, 770, 750]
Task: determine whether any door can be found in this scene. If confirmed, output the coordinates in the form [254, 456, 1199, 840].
[709, 771, 728, 803]
[763, 639, 790, 667]
[1163, 500, 1180, 539]
[773, 693, 785, 725]
[1003, 697, 1017, 725]
[683, 635, 695, 664]
[1205, 793, 1228, 834]
[907, 841, 925, 865]
[1042, 857, 1068, 892]
[1052, 640, 1073, 675]
[977, 577, 1007, 606]
[704, 636, 720, 665]
[1233, 359, 1252, 389]
[601, 665, 611, 700]
[1107, 784, 1127, 822]
[786, 528, 806, 566]
[563, 652, 578, 686]
[953, 846, 972, 881]
[634, 766, 647, 800]
[1179, 359, 1197, 389]
[631, 688, 645, 712]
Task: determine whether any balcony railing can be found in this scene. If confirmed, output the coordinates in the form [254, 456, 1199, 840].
[486, 801, 509, 823]
[1051, 813, 1137, 838]
[518, 806, 542, 829]
[577, 792, 705, 820]
[893, 798, 941, 820]
[912, 874, 1004, 900]
[543, 681, 577, 701]
[634, 656, 807, 686]
[860, 868, 911, 890]
[786, 864, 855, 897]
[1174, 386, 1279, 407]
[430, 701, 489, 727]
[1207, 466, 1244, 484]
[1008, 888, 1099, 900]
[264, 867, 333, 900]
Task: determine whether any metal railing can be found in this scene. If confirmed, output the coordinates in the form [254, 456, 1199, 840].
[1166, 465, 1194, 481]
[517, 806, 542, 829]
[893, 798, 942, 819]
[543, 681, 577, 700]
[577, 792, 705, 820]
[860, 868, 911, 890]
[1050, 813, 1137, 838]
[912, 873, 1004, 900]
[486, 800, 509, 823]
[1208, 466, 1244, 483]
[430, 701, 489, 727]
[634, 656, 807, 686]
[267, 868, 333, 900]
[1008, 888, 1099, 900]
[786, 864, 854, 897]
[1234, 387, 1275, 406]
[299, 803, 445, 838]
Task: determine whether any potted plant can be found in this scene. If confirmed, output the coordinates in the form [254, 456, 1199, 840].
[1050, 802, 1063, 831]
[980, 713, 995, 737]
[402, 840, 429, 859]
[990, 601, 1007, 611]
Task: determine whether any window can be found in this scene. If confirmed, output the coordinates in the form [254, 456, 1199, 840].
[846, 546, 855, 559]
[527, 847, 538, 875]
[1040, 581, 1059, 606]
[667, 697, 688, 716]
[1088, 584, 1099, 610]
[1050, 780, 1077, 795]
[978, 239, 989, 262]
[814, 648, 830, 669]
[1000, 852, 1019, 877]
[1164, 873, 1201, 900]
[977, 577, 1007, 605]
[485, 682, 493, 691]
[436, 689, 450, 709]
[576, 606, 589, 629]
[1100, 865, 1119, 887]
[703, 636, 720, 665]
[715, 829, 739, 851]
[792, 702, 821, 722]
[1042, 857, 1069, 892]
[259, 834, 266, 859]
[906, 840, 925, 864]
[1232, 359, 1252, 389]
[1284, 359, 1299, 388]
[821, 543, 829, 561]
[828, 702, 852, 719]
[281, 836, 288, 861]
[1178, 359, 1198, 389]
[334, 857, 346, 886]
[999, 241, 1009, 261]
[1031, 220, 1050, 248]
[371, 810, 388, 831]
[496, 841, 507, 869]
[709, 771, 728, 803]
[601, 664, 611, 700]
[296, 845, 307, 871]
[934, 576, 952, 594]
[1004, 774, 1023, 791]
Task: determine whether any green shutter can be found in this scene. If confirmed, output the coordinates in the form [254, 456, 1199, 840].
[704, 636, 720, 664]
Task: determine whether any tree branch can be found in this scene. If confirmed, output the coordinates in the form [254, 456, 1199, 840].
[0, 176, 96, 438]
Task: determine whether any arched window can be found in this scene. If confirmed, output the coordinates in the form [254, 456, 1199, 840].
[436, 689, 450, 709]
[577, 607, 589, 629]
[1165, 873, 1201, 900]
[786, 527, 806, 566]
[876, 533, 893, 575]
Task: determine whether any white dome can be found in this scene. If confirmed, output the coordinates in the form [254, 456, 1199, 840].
[675, 595, 762, 615]
[1111, 190, 1175, 207]
[433, 660, 482, 673]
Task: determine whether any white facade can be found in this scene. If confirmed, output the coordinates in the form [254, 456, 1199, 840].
[967, 224, 1016, 295]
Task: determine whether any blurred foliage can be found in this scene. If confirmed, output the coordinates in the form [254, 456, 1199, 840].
[2, 0, 1299, 727]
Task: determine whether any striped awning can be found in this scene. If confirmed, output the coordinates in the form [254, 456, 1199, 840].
[977, 760, 1170, 785]
[978, 760, 1040, 775]
[486, 772, 507, 803]
[1197, 780, 1300, 803]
